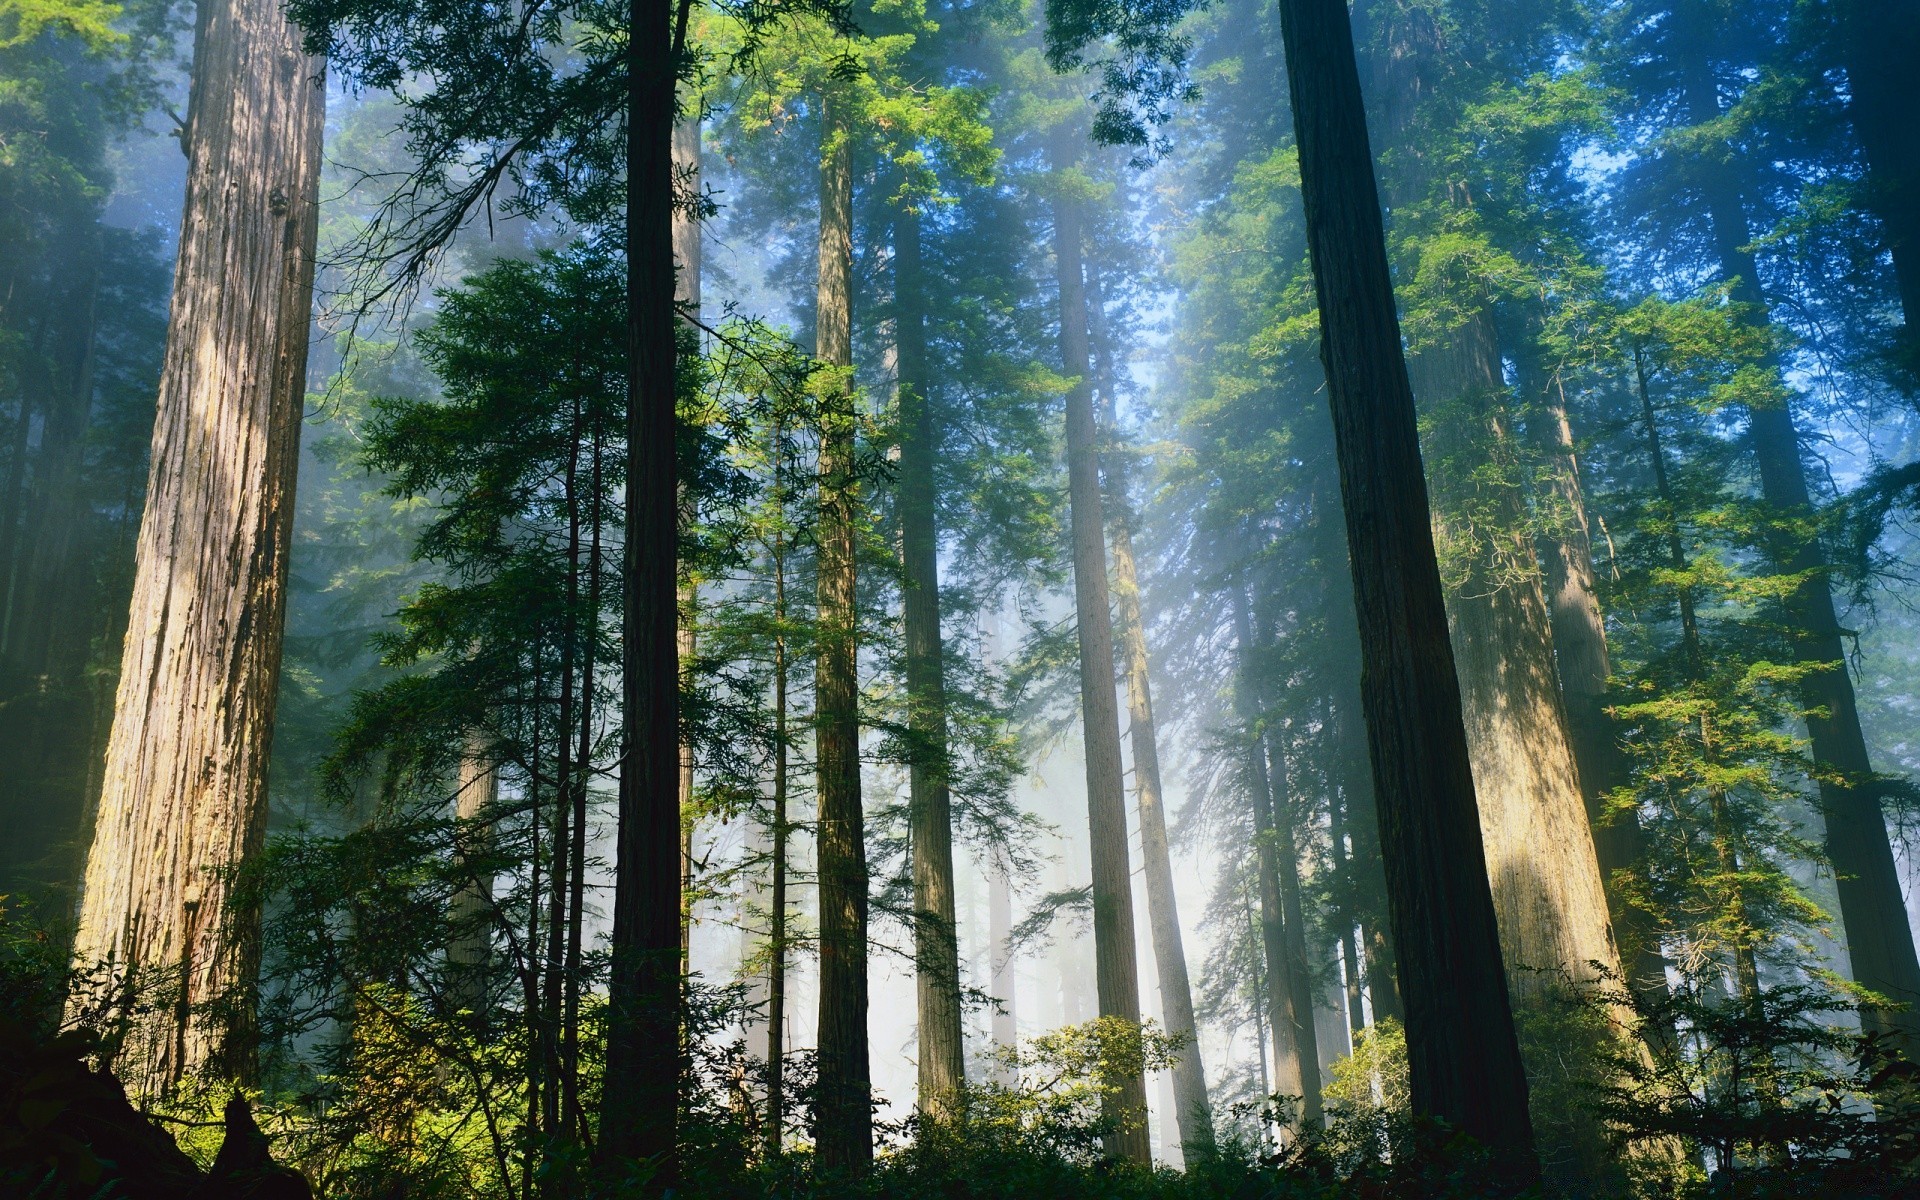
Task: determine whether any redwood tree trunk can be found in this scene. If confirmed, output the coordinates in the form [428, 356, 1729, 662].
[1107, 473, 1213, 1150]
[812, 93, 873, 1170]
[68, 0, 324, 1095]
[1090, 265, 1214, 1153]
[1271, 0, 1537, 1178]
[600, 0, 684, 1171]
[894, 205, 967, 1116]
[448, 737, 497, 1018]
[1529, 384, 1668, 1007]
[1050, 154, 1152, 1165]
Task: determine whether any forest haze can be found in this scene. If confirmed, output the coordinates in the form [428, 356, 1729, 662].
[4, 0, 1920, 1196]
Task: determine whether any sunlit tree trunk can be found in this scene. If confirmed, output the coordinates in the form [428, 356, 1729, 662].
[1088, 264, 1213, 1153]
[1679, 24, 1920, 1043]
[1271, 0, 1537, 1179]
[600, 0, 684, 1171]
[1049, 146, 1152, 1165]
[894, 205, 968, 1117]
[449, 736, 497, 1018]
[812, 92, 873, 1171]
[67, 0, 324, 1095]
[1528, 379, 1669, 1012]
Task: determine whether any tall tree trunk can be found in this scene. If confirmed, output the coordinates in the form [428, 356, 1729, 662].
[1089, 264, 1214, 1153]
[1264, 735, 1323, 1124]
[1838, 0, 1920, 352]
[600, 0, 684, 1171]
[1528, 377, 1669, 1010]
[1680, 26, 1920, 1042]
[764, 460, 791, 1157]
[67, 0, 324, 1095]
[449, 735, 497, 1018]
[1049, 145, 1152, 1165]
[894, 205, 967, 1116]
[989, 856, 1018, 1082]
[812, 92, 872, 1171]
[1271, 0, 1537, 1179]
[1232, 585, 1319, 1125]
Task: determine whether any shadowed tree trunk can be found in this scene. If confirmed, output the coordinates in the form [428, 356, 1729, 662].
[68, 0, 325, 1095]
[812, 92, 873, 1171]
[894, 204, 967, 1117]
[764, 421, 792, 1156]
[1049, 143, 1152, 1166]
[1271, 0, 1537, 1179]
[1679, 17, 1920, 1042]
[1838, 0, 1920, 351]
[1232, 584, 1320, 1125]
[600, 0, 685, 1173]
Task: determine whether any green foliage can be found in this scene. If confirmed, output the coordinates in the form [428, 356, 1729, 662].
[1593, 973, 1920, 1197]
[1324, 1018, 1408, 1115]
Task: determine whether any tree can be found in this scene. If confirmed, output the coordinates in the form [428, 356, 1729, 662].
[1834, 0, 1920, 354]
[600, 0, 692, 1178]
[1048, 138, 1152, 1164]
[69, 0, 325, 1094]
[1602, 0, 1920, 1045]
[811, 86, 873, 1171]
[1232, 582, 1319, 1125]
[896, 203, 967, 1117]
[1267, 0, 1537, 1177]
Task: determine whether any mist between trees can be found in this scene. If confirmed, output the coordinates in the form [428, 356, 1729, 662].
[5, 0, 1920, 1196]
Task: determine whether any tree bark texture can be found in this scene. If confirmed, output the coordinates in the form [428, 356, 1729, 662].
[1106, 466, 1213, 1151]
[1529, 388, 1669, 1006]
[1271, 0, 1537, 1177]
[1409, 323, 1624, 1008]
[1681, 29, 1920, 1042]
[894, 205, 968, 1116]
[68, 0, 324, 1095]
[1050, 159, 1152, 1166]
[812, 93, 873, 1170]
[600, 0, 684, 1170]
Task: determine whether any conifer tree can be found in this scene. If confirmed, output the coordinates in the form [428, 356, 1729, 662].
[70, 0, 325, 1093]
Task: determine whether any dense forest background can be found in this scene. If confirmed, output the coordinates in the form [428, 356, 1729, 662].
[4, 0, 1920, 1195]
